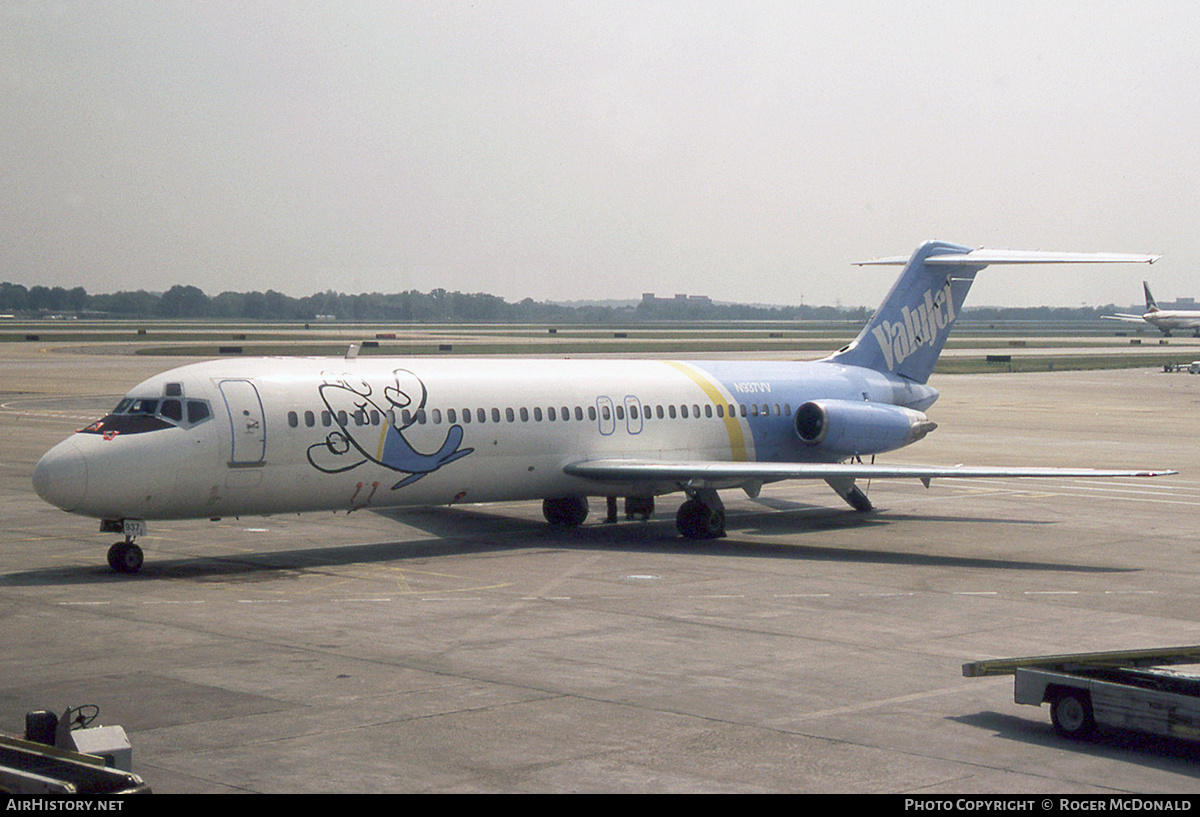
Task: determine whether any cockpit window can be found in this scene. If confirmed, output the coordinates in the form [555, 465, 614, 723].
[80, 395, 214, 436]
[187, 400, 211, 424]
[128, 398, 158, 415]
[160, 399, 183, 422]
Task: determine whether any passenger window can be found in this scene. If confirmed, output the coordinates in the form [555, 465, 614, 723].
[322, 410, 332, 427]
[548, 407, 556, 421]
[505, 408, 515, 422]
[519, 407, 529, 422]
[534, 407, 543, 421]
[305, 410, 315, 427]
[491, 408, 501, 423]
[431, 409, 441, 424]
[288, 411, 299, 428]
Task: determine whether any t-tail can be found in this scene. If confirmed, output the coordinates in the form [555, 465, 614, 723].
[827, 241, 1161, 384]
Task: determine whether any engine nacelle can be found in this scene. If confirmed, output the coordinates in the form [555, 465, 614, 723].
[793, 399, 937, 457]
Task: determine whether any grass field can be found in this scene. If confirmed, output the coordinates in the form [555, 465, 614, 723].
[4, 319, 1198, 374]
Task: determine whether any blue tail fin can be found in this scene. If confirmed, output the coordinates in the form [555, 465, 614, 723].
[827, 241, 979, 384]
[827, 242, 1160, 383]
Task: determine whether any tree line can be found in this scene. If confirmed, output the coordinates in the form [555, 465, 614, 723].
[0, 280, 1123, 324]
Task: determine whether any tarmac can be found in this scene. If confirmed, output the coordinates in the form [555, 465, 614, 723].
[2, 342, 1200, 793]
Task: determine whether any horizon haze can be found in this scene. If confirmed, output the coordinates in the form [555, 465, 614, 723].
[3, 3, 1196, 309]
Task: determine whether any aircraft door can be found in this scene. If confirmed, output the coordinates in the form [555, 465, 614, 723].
[219, 379, 267, 466]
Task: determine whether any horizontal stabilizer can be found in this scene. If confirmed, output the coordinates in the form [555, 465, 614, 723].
[856, 249, 1161, 267]
[564, 459, 1175, 486]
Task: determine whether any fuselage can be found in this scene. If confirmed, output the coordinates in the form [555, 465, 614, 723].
[32, 355, 938, 522]
[1145, 310, 1200, 334]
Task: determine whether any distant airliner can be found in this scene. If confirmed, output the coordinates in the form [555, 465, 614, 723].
[1104, 281, 1200, 336]
[33, 241, 1171, 573]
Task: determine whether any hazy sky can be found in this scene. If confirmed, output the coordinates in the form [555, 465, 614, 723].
[3, 2, 1198, 308]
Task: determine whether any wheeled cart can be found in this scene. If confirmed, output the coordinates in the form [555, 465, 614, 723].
[963, 646, 1200, 741]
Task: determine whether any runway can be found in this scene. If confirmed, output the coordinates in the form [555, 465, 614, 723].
[3, 344, 1200, 793]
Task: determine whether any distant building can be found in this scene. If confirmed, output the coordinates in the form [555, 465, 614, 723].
[641, 292, 713, 306]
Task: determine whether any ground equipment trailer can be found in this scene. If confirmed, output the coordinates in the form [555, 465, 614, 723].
[0, 707, 148, 795]
[963, 646, 1200, 741]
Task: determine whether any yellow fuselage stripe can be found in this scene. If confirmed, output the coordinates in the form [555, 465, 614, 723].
[663, 361, 749, 461]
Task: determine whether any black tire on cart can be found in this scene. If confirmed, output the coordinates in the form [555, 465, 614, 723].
[1049, 687, 1097, 739]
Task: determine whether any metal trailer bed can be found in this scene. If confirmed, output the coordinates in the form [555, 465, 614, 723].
[963, 646, 1200, 741]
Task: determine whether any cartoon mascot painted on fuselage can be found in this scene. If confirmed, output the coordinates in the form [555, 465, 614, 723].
[306, 368, 473, 489]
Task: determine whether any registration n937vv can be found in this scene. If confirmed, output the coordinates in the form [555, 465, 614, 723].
[32, 241, 1173, 573]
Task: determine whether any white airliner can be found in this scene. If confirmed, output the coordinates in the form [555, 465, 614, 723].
[1104, 281, 1200, 336]
[33, 241, 1172, 573]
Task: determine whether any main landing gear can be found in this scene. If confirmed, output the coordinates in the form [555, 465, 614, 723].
[675, 490, 725, 540]
[101, 519, 145, 574]
[541, 495, 657, 529]
[542, 496, 590, 528]
[541, 492, 724, 541]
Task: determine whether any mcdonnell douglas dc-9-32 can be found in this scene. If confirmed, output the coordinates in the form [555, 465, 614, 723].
[33, 241, 1173, 573]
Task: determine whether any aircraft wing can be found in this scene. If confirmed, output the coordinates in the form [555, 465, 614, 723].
[563, 459, 1174, 487]
[1101, 314, 1149, 323]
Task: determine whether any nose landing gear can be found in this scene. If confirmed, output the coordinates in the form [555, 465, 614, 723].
[101, 519, 145, 574]
[107, 541, 144, 574]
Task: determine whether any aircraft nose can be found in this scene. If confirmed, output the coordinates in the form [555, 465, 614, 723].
[33, 439, 88, 512]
